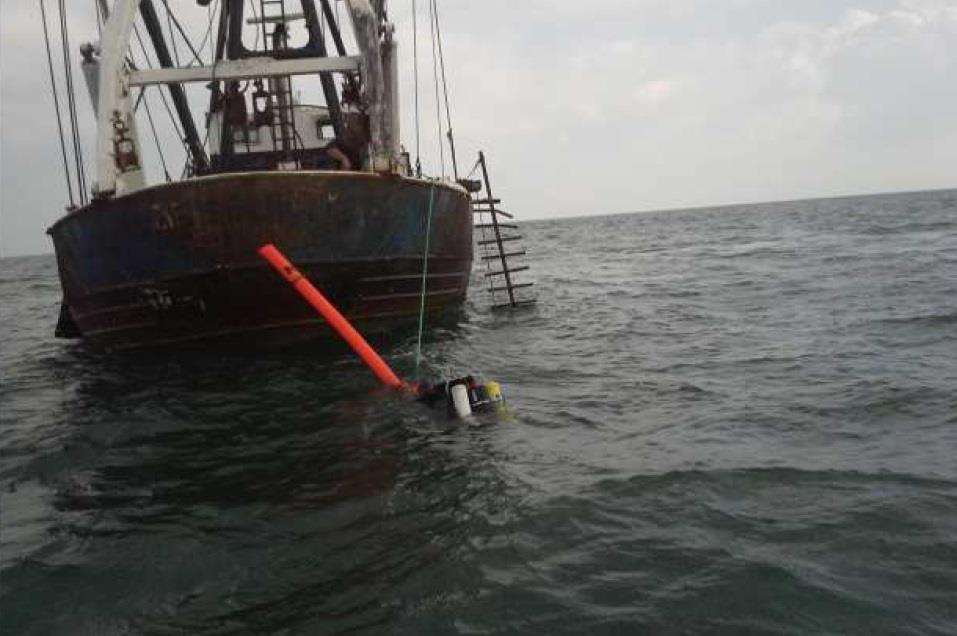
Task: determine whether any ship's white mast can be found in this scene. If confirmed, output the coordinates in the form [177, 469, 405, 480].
[96, 0, 144, 197]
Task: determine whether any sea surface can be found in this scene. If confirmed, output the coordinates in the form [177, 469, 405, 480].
[2, 190, 956, 634]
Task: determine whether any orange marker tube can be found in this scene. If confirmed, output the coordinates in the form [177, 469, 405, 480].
[258, 243, 406, 390]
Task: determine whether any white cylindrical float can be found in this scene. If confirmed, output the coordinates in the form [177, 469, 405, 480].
[450, 384, 473, 418]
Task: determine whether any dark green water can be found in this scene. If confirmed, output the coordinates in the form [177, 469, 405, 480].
[2, 190, 956, 634]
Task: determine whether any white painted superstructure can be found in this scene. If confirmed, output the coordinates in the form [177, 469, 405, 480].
[207, 104, 334, 155]
[92, 0, 401, 199]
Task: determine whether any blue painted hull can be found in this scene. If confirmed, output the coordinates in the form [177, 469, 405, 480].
[48, 171, 473, 350]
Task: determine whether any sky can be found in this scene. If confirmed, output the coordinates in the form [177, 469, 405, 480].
[2, 0, 957, 257]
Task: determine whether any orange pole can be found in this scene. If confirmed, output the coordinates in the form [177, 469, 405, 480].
[258, 243, 406, 390]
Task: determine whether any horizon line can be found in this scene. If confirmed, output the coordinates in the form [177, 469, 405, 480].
[2, 185, 954, 259]
[520, 185, 957, 223]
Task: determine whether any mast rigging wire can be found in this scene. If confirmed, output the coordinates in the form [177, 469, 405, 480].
[132, 23, 190, 160]
[122, 39, 177, 181]
[57, 0, 88, 204]
[139, 88, 172, 182]
[428, 0, 445, 177]
[39, 0, 76, 208]
[158, 0, 214, 67]
[248, 0, 262, 51]
[205, 1, 217, 64]
[412, 0, 421, 176]
[431, 0, 458, 180]
[163, 1, 181, 66]
[415, 185, 437, 375]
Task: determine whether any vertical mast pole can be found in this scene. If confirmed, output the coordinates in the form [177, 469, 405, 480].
[95, 0, 143, 196]
[345, 0, 397, 171]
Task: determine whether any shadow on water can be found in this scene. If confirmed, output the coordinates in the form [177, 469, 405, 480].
[1, 313, 527, 634]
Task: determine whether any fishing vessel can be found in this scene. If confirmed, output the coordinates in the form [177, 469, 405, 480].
[43, 0, 533, 351]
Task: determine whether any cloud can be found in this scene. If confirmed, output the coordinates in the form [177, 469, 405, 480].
[425, 0, 957, 216]
[2, 0, 957, 256]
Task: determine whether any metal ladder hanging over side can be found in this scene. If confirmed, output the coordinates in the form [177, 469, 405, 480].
[260, 0, 301, 169]
[472, 151, 536, 309]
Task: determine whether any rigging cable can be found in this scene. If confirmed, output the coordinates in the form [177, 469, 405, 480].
[139, 88, 172, 182]
[132, 23, 190, 159]
[431, 0, 459, 180]
[162, 0, 181, 67]
[204, 0, 217, 64]
[427, 0, 445, 178]
[247, 0, 262, 51]
[465, 156, 481, 179]
[157, 0, 214, 67]
[39, 0, 76, 208]
[412, 0, 421, 176]
[57, 0, 88, 204]
[187, 1, 225, 178]
[121, 56, 171, 181]
[131, 60, 148, 112]
[414, 185, 437, 375]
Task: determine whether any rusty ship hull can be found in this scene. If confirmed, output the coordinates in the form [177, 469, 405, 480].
[48, 171, 473, 350]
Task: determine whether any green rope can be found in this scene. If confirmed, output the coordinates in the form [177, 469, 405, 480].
[415, 185, 437, 375]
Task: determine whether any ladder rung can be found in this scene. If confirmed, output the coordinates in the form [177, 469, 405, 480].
[474, 223, 518, 230]
[471, 198, 501, 205]
[247, 12, 305, 24]
[471, 208, 514, 219]
[484, 266, 530, 277]
[488, 283, 535, 292]
[477, 236, 522, 246]
[481, 251, 525, 260]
